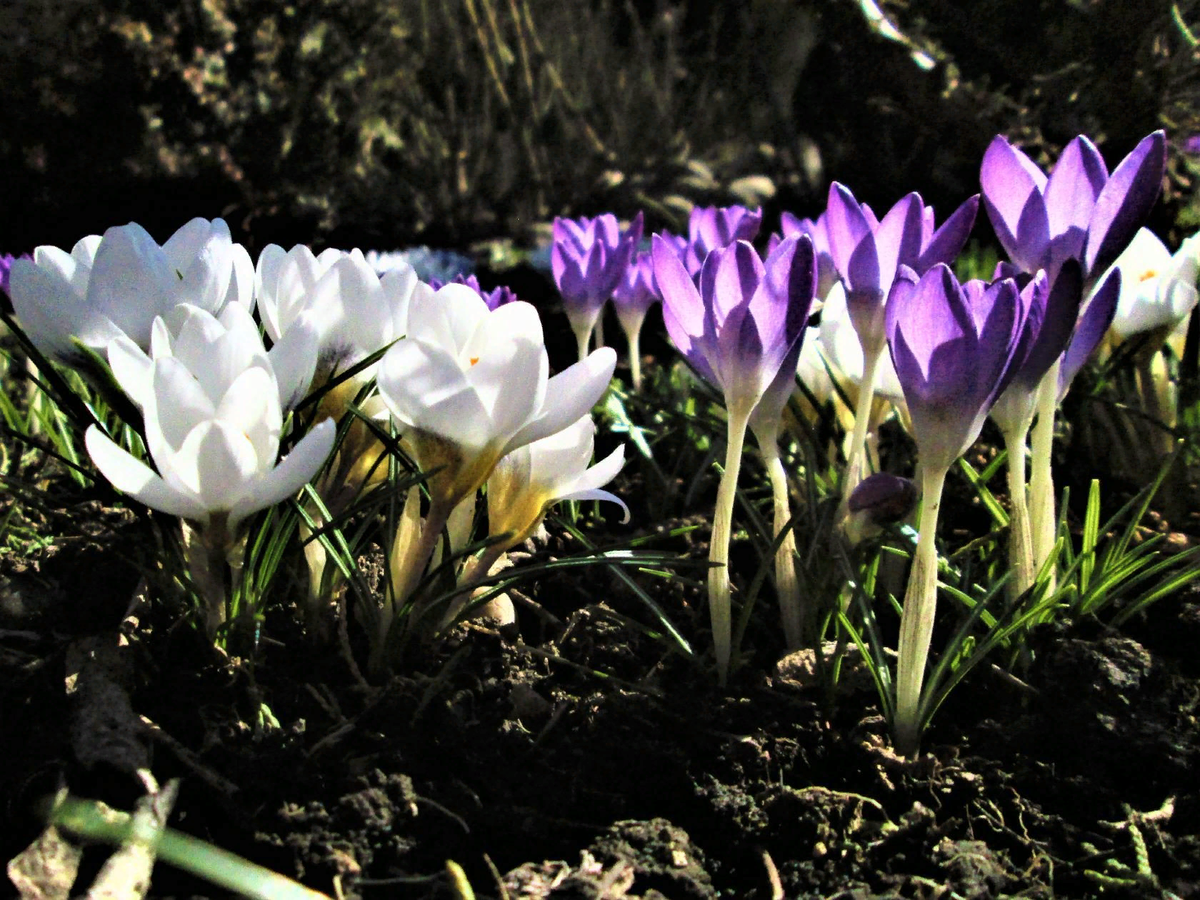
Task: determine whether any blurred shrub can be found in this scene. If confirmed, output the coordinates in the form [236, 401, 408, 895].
[1, 0, 1197, 252]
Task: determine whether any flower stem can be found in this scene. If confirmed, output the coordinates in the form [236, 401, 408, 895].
[1028, 362, 1059, 586]
[839, 345, 882, 518]
[1002, 423, 1035, 603]
[184, 521, 229, 642]
[755, 423, 804, 650]
[710, 404, 752, 686]
[626, 327, 643, 391]
[893, 462, 949, 758]
[574, 325, 591, 363]
[371, 497, 451, 674]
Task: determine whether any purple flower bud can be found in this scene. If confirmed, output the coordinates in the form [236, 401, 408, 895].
[980, 131, 1165, 286]
[652, 234, 817, 417]
[611, 250, 658, 335]
[825, 183, 979, 353]
[848, 472, 918, 524]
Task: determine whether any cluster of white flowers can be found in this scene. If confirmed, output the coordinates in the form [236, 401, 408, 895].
[8, 218, 627, 628]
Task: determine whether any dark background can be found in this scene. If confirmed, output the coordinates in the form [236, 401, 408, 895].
[2, 0, 1197, 255]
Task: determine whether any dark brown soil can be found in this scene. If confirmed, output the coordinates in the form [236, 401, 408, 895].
[3, 489, 1200, 900]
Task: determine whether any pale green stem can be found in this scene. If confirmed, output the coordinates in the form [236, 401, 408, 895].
[184, 520, 230, 641]
[1028, 362, 1060, 585]
[710, 403, 753, 686]
[593, 310, 606, 349]
[373, 498, 451, 670]
[1002, 423, 1035, 603]
[754, 422, 804, 650]
[893, 462, 949, 758]
[626, 326, 643, 391]
[1135, 351, 1173, 458]
[437, 541, 508, 631]
[574, 322, 591, 363]
[839, 345, 883, 518]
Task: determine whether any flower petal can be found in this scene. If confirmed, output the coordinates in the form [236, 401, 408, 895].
[85, 425, 209, 522]
[1083, 130, 1166, 280]
[229, 419, 337, 529]
[507, 347, 616, 451]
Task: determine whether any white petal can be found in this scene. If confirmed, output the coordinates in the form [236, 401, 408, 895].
[169, 420, 259, 512]
[408, 284, 490, 352]
[215, 366, 282, 464]
[85, 425, 209, 522]
[8, 256, 90, 360]
[507, 347, 616, 452]
[86, 223, 178, 345]
[228, 419, 337, 529]
[268, 314, 320, 410]
[107, 335, 154, 409]
[377, 339, 494, 449]
[145, 357, 218, 456]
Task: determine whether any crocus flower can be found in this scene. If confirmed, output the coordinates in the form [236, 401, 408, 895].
[981, 131, 1165, 578]
[885, 264, 1033, 755]
[775, 210, 838, 300]
[375, 284, 617, 625]
[9, 218, 252, 363]
[1102, 229, 1199, 468]
[1107, 228, 1199, 341]
[611, 250, 659, 390]
[255, 244, 426, 386]
[653, 233, 816, 682]
[823, 184, 979, 509]
[85, 302, 334, 537]
[683, 205, 762, 277]
[980, 131, 1166, 289]
[552, 213, 642, 360]
[486, 417, 628, 556]
[106, 302, 319, 418]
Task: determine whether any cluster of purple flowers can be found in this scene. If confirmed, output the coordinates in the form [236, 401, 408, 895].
[553, 128, 1169, 731]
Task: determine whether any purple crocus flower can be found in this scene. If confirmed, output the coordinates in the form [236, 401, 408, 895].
[886, 264, 1032, 472]
[885, 262, 1034, 756]
[822, 184, 979, 510]
[552, 212, 642, 360]
[652, 232, 816, 684]
[612, 250, 659, 335]
[683, 205, 762, 278]
[611, 249, 660, 391]
[653, 235, 815, 417]
[774, 211, 838, 300]
[430, 273, 518, 311]
[825, 184, 979, 354]
[980, 131, 1166, 289]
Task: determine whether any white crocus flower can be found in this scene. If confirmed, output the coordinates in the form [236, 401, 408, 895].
[9, 218, 251, 362]
[84, 304, 336, 543]
[377, 285, 617, 513]
[107, 303, 319, 414]
[1108, 228, 1200, 340]
[374, 284, 616, 628]
[818, 282, 906, 405]
[487, 416, 628, 551]
[256, 244, 429, 383]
